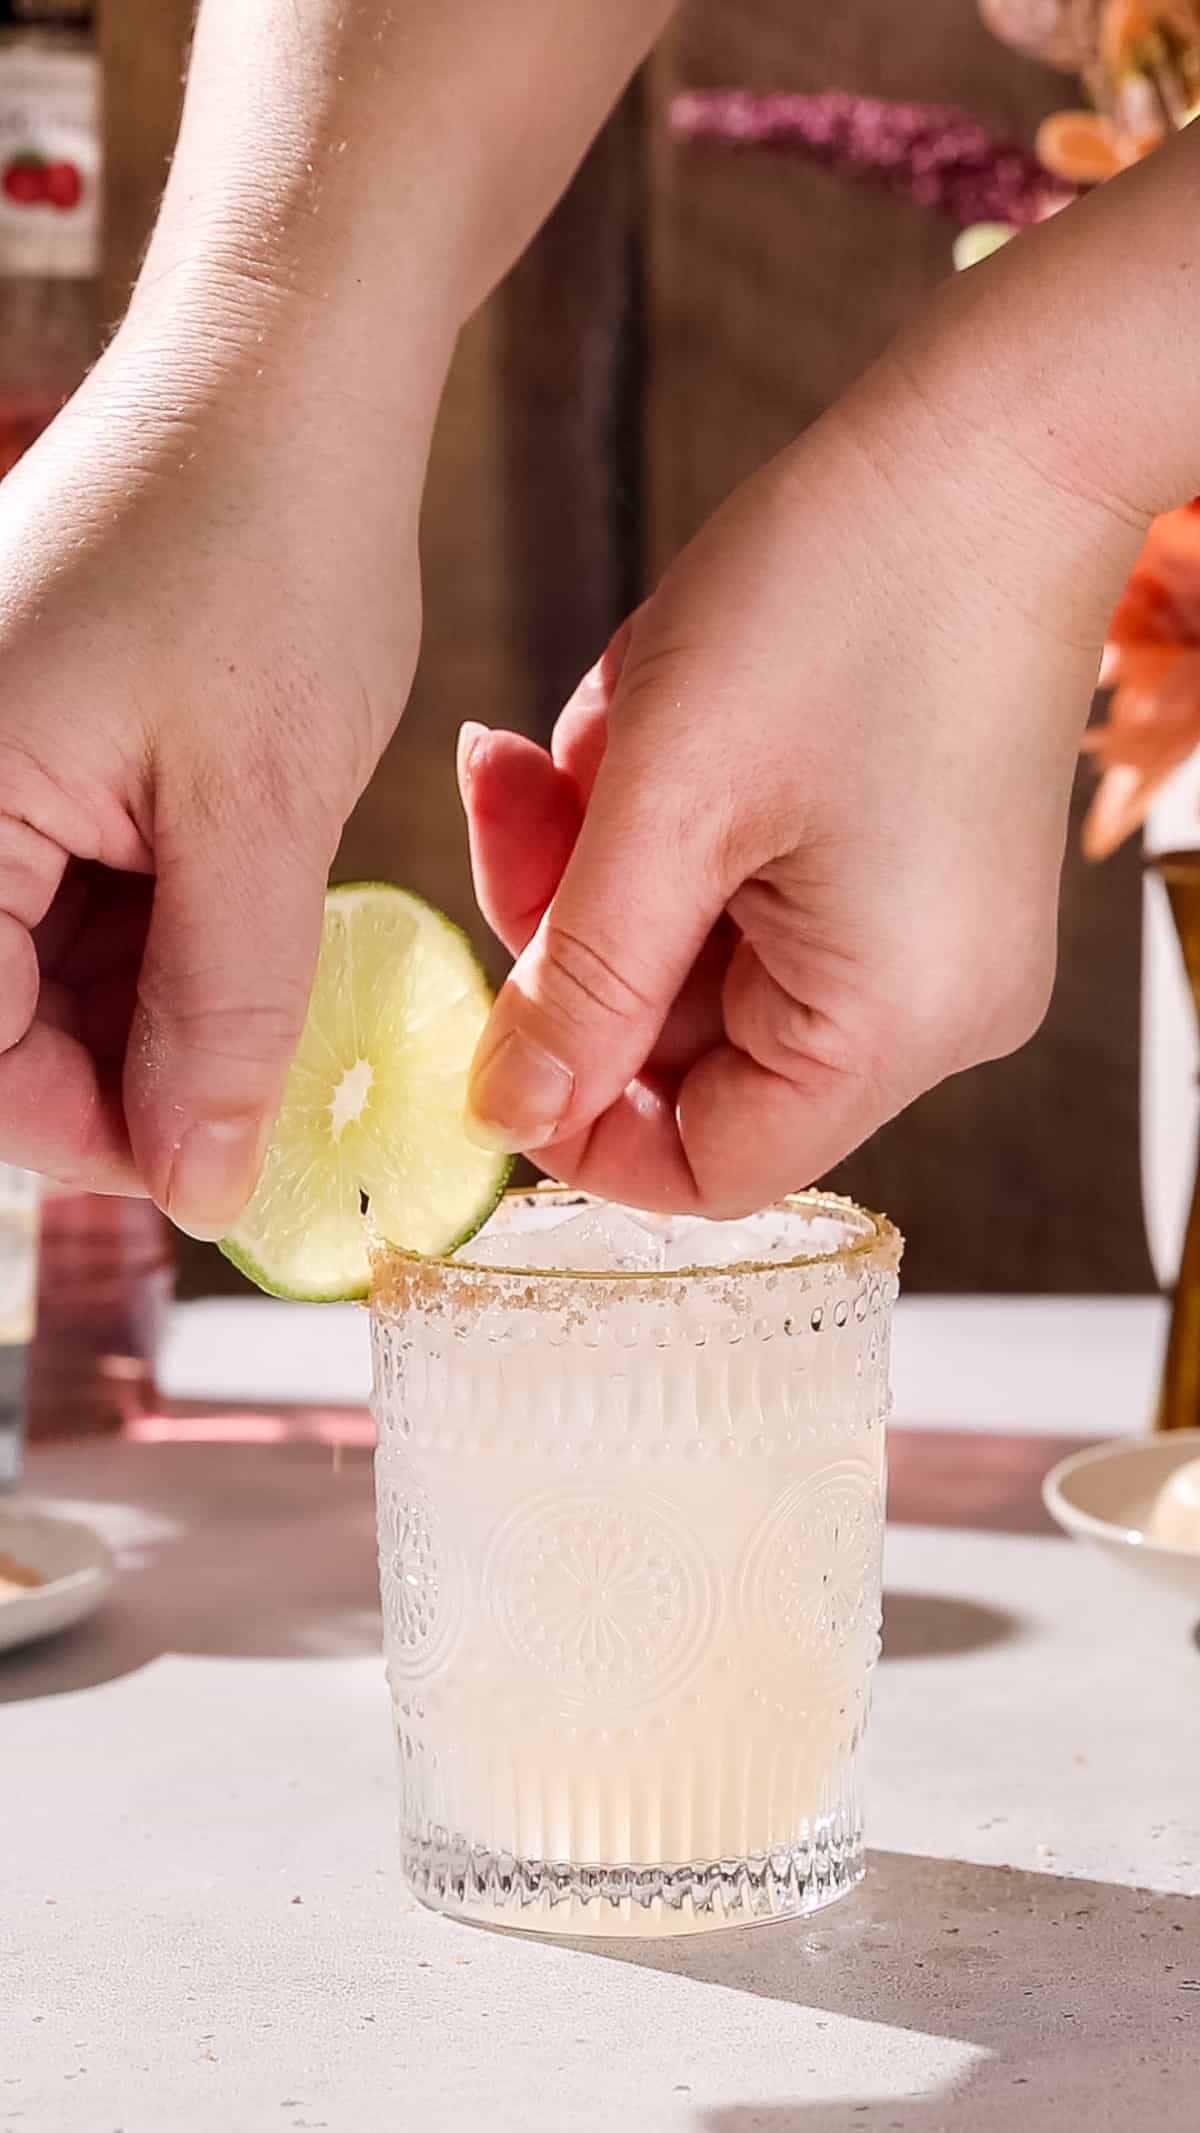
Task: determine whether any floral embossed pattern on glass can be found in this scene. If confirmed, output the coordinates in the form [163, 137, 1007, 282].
[370, 1188, 902, 1939]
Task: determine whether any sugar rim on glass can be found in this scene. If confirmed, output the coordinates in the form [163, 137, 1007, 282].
[369, 1184, 903, 1301]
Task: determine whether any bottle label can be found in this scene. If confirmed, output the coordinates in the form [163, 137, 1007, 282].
[0, 46, 99, 276]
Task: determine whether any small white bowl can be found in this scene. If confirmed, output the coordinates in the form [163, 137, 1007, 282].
[0, 1503, 115, 1655]
[1043, 1430, 1200, 1601]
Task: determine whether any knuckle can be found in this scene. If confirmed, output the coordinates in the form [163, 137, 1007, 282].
[139, 978, 309, 1075]
[539, 918, 656, 1031]
[727, 979, 817, 1078]
[954, 917, 1058, 1064]
[759, 985, 821, 1069]
[607, 690, 770, 895]
[902, 932, 1056, 1076]
[161, 687, 347, 864]
[0, 912, 36, 1050]
[978, 959, 1055, 1060]
[0, 735, 96, 855]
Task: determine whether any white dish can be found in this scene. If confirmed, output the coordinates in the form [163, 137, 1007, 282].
[0, 1503, 115, 1655]
[1043, 1430, 1200, 1601]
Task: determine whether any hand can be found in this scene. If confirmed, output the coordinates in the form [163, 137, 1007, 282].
[0, 0, 682, 1235]
[0, 313, 429, 1235]
[461, 307, 1147, 1215]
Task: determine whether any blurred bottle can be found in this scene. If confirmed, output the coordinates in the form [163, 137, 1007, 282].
[0, 0, 99, 473]
[28, 1194, 176, 1443]
[0, 1165, 39, 1487]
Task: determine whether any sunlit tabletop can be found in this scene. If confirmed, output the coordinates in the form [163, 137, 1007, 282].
[4, 1294, 1197, 2133]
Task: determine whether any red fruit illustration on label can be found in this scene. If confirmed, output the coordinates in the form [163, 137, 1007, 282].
[43, 160, 82, 211]
[2, 156, 46, 206]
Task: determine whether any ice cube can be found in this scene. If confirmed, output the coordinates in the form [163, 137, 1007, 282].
[458, 1225, 558, 1270]
[460, 1201, 666, 1273]
[542, 1206, 666, 1273]
[463, 1200, 848, 1275]
[619, 1210, 677, 1242]
[661, 1218, 766, 1272]
[669, 1207, 860, 1270]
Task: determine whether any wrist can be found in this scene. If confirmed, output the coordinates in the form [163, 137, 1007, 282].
[869, 243, 1155, 660]
[128, 0, 676, 370]
[904, 119, 1200, 538]
[120, 246, 449, 470]
[122, 0, 469, 459]
[61, 267, 437, 632]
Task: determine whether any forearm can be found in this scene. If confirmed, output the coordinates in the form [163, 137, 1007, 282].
[917, 119, 1200, 550]
[124, 0, 674, 432]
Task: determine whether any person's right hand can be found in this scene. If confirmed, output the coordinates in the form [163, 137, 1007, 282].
[0, 308, 429, 1235]
[0, 0, 675, 1239]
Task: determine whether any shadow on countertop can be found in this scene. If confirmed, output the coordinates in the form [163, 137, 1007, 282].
[0, 1425, 1179, 1704]
[0, 1436, 382, 1702]
[879, 1589, 1024, 1661]
[0, 1435, 1032, 1702]
[608, 1849, 1200, 2133]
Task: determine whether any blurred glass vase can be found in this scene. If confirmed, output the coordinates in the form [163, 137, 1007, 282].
[28, 1193, 174, 1443]
[1148, 850, 1200, 1431]
[0, 1166, 40, 1487]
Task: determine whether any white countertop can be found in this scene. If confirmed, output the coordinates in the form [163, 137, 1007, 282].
[4, 1296, 1198, 2133]
[159, 1293, 1170, 1436]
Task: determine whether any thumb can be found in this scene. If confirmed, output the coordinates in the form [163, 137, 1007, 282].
[125, 822, 327, 1239]
[466, 731, 727, 1155]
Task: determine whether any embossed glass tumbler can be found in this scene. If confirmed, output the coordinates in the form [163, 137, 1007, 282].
[370, 1189, 902, 1938]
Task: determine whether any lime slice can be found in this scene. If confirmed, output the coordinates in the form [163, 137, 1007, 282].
[220, 882, 510, 1300]
[951, 221, 1015, 273]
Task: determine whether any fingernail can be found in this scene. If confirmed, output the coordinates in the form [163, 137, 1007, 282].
[167, 1116, 265, 1242]
[466, 1029, 573, 1153]
[456, 720, 489, 794]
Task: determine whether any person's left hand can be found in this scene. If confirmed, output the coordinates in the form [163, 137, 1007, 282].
[457, 307, 1145, 1216]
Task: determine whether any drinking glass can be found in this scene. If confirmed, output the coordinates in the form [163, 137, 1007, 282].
[370, 1188, 901, 1938]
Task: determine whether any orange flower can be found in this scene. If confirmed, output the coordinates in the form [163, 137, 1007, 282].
[1034, 1, 1200, 181]
[1098, 0, 1200, 78]
[1036, 105, 1161, 179]
[1082, 500, 1200, 857]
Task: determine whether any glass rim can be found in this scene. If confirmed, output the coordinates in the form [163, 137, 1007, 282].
[370, 1183, 903, 1295]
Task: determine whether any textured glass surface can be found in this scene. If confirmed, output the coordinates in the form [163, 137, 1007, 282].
[370, 1190, 901, 1938]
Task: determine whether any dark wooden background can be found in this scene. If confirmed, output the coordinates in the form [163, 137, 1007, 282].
[102, 0, 1152, 1296]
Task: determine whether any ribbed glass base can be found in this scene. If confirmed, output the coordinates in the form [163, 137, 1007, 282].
[401, 1813, 865, 1939]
